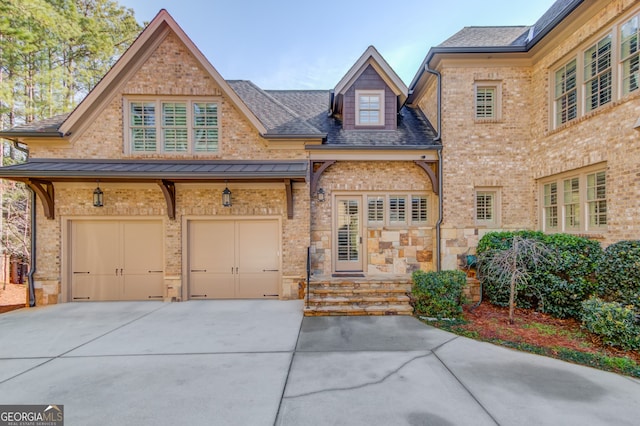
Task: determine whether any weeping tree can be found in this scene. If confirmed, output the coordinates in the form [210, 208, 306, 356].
[478, 236, 553, 324]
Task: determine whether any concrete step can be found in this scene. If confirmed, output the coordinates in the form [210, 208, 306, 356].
[306, 295, 411, 305]
[304, 304, 413, 317]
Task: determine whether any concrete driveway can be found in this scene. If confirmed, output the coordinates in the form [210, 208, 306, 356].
[0, 301, 639, 426]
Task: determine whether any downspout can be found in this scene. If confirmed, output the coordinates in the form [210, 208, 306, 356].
[12, 141, 36, 306]
[424, 63, 443, 272]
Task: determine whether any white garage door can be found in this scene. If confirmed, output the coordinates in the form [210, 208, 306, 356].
[188, 219, 280, 299]
[71, 220, 164, 301]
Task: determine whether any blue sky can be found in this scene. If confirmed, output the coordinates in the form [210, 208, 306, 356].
[117, 0, 557, 89]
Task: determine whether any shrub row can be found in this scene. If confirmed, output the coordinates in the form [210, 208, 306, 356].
[477, 231, 602, 318]
[581, 298, 640, 351]
[411, 270, 467, 319]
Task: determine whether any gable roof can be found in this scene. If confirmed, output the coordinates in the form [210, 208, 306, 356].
[57, 9, 268, 140]
[332, 46, 408, 114]
[438, 26, 529, 48]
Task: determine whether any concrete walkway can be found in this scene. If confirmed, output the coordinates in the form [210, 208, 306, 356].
[0, 301, 639, 425]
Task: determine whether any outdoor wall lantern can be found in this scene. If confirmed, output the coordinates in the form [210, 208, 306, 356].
[222, 184, 232, 207]
[93, 181, 104, 207]
[316, 188, 325, 202]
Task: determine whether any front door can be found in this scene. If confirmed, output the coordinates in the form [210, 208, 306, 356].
[334, 196, 363, 272]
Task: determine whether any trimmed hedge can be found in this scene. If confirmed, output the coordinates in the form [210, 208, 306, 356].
[477, 231, 603, 318]
[597, 240, 640, 310]
[581, 297, 640, 351]
[411, 270, 467, 319]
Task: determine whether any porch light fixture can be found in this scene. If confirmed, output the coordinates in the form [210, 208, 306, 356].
[222, 184, 232, 207]
[93, 181, 104, 207]
[316, 188, 325, 202]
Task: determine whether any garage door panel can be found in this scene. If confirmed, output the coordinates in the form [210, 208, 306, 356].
[123, 273, 164, 300]
[122, 221, 164, 273]
[238, 221, 279, 273]
[73, 222, 119, 274]
[189, 221, 234, 272]
[238, 271, 279, 298]
[190, 272, 235, 298]
[72, 274, 121, 301]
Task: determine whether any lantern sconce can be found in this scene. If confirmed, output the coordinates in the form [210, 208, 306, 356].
[93, 181, 104, 207]
[222, 183, 232, 207]
[316, 188, 325, 202]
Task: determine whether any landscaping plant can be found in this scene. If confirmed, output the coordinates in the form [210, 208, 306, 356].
[411, 270, 467, 319]
[581, 297, 640, 351]
[597, 240, 640, 310]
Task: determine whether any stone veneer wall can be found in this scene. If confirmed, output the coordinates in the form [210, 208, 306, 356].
[310, 161, 436, 276]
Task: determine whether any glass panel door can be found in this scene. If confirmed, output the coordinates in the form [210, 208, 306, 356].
[335, 196, 363, 272]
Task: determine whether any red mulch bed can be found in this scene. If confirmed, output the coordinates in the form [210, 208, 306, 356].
[457, 302, 640, 365]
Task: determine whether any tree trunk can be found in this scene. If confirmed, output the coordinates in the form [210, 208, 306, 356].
[509, 238, 518, 324]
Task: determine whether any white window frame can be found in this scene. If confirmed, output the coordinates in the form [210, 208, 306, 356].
[474, 81, 502, 121]
[355, 90, 385, 126]
[584, 34, 613, 113]
[124, 97, 220, 154]
[366, 193, 430, 228]
[554, 58, 578, 126]
[474, 188, 501, 227]
[539, 167, 607, 234]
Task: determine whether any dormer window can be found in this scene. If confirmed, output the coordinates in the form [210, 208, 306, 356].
[356, 90, 384, 126]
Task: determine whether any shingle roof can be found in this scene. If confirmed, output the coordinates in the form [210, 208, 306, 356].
[0, 159, 308, 180]
[435, 0, 583, 50]
[266, 90, 438, 147]
[438, 26, 530, 48]
[0, 114, 69, 136]
[227, 80, 326, 137]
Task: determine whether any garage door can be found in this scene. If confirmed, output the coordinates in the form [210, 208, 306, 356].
[188, 219, 280, 299]
[71, 220, 164, 301]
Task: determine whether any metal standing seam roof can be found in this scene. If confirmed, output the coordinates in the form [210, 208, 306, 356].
[0, 159, 308, 180]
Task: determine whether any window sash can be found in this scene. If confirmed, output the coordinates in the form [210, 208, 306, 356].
[584, 35, 613, 112]
[475, 87, 496, 119]
[389, 196, 407, 224]
[475, 192, 495, 222]
[555, 59, 578, 125]
[563, 178, 580, 230]
[356, 91, 384, 126]
[411, 196, 428, 223]
[622, 15, 640, 95]
[367, 196, 385, 225]
[544, 182, 559, 230]
[587, 171, 607, 228]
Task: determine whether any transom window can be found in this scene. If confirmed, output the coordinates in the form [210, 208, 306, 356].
[356, 90, 384, 126]
[127, 99, 219, 154]
[541, 168, 607, 233]
[366, 194, 429, 227]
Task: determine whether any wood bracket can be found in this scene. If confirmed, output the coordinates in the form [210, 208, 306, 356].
[310, 160, 336, 196]
[414, 160, 439, 195]
[156, 180, 176, 220]
[284, 178, 293, 219]
[25, 179, 55, 219]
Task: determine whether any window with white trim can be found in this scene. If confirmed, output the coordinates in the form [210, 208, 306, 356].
[554, 59, 578, 125]
[540, 169, 607, 233]
[621, 14, 640, 95]
[127, 99, 219, 154]
[366, 193, 429, 227]
[584, 35, 613, 112]
[475, 189, 500, 227]
[356, 90, 384, 126]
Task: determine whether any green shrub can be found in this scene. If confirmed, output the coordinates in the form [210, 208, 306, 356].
[411, 270, 467, 319]
[581, 297, 640, 351]
[597, 240, 640, 310]
[477, 231, 603, 319]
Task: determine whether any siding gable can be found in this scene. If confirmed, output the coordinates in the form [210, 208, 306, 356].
[343, 65, 397, 130]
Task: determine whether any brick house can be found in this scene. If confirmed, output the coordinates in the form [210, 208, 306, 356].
[1, 0, 639, 313]
[409, 0, 640, 270]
